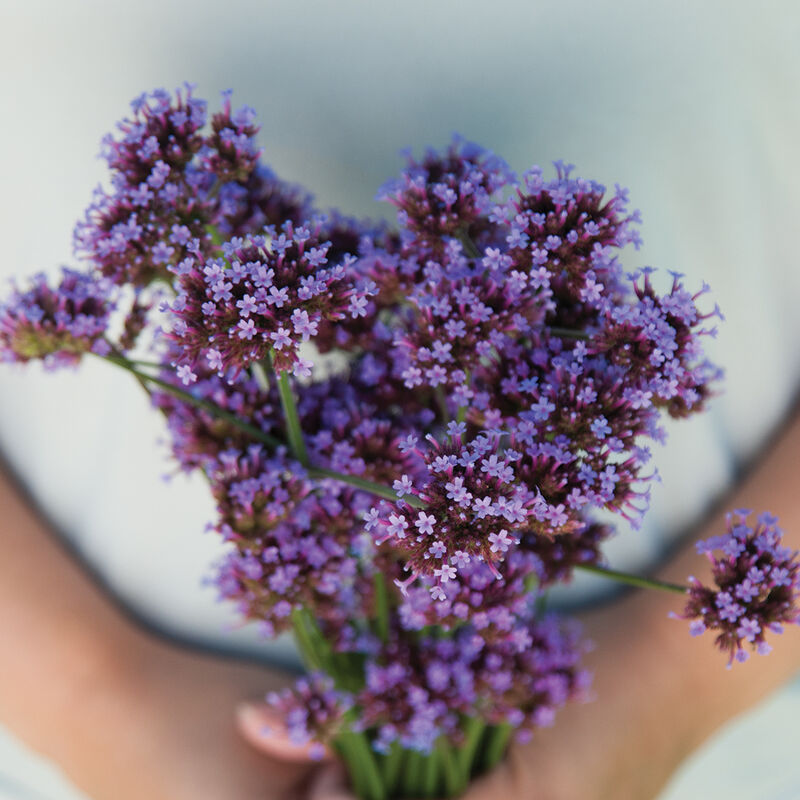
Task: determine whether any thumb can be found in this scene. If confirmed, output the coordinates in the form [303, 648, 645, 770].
[236, 701, 335, 764]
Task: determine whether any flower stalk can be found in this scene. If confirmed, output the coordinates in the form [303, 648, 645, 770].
[274, 360, 310, 467]
[575, 563, 688, 595]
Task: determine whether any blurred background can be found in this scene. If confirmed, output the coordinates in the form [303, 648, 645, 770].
[1, 1, 799, 797]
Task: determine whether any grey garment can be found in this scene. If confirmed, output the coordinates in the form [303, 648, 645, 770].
[1, 1, 799, 797]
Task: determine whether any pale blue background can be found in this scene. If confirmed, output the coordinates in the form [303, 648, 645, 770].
[1, 1, 800, 797]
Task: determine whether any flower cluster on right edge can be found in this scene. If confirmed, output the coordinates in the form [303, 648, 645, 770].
[675, 510, 800, 666]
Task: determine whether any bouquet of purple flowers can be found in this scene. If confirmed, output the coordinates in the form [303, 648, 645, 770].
[2, 85, 799, 799]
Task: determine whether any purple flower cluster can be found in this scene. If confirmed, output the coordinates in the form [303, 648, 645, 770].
[397, 550, 538, 635]
[209, 446, 372, 636]
[135, 127, 731, 753]
[73, 84, 287, 289]
[496, 161, 640, 303]
[166, 221, 373, 381]
[216, 164, 314, 241]
[379, 137, 513, 260]
[267, 673, 353, 761]
[299, 377, 428, 487]
[677, 510, 800, 665]
[396, 264, 545, 396]
[355, 614, 589, 753]
[367, 429, 535, 599]
[0, 268, 113, 367]
[590, 269, 723, 418]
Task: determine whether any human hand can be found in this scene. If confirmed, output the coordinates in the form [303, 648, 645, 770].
[59, 631, 324, 800]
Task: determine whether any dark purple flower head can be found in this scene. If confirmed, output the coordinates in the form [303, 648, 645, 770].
[469, 332, 664, 534]
[355, 629, 477, 753]
[367, 430, 535, 599]
[104, 84, 208, 178]
[301, 215, 405, 356]
[472, 613, 591, 740]
[396, 266, 545, 395]
[676, 510, 800, 666]
[200, 88, 261, 183]
[209, 444, 312, 542]
[73, 86, 263, 287]
[267, 673, 353, 760]
[166, 221, 371, 381]
[497, 162, 640, 300]
[298, 377, 428, 487]
[215, 163, 315, 241]
[0, 269, 113, 367]
[379, 137, 513, 258]
[209, 445, 380, 633]
[590, 269, 723, 418]
[74, 86, 211, 286]
[397, 549, 538, 637]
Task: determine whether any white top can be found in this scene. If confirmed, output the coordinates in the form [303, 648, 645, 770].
[1, 1, 799, 798]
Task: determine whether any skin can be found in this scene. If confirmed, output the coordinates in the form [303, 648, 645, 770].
[1, 408, 798, 799]
[0, 459, 313, 800]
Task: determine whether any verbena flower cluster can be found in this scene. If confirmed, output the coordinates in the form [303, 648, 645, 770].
[166, 221, 373, 381]
[3, 85, 797, 793]
[676, 510, 800, 665]
[355, 614, 590, 752]
[267, 673, 353, 761]
[74, 84, 261, 287]
[0, 268, 113, 367]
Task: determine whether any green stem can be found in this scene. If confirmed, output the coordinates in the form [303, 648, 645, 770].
[575, 563, 688, 595]
[456, 228, 481, 259]
[545, 326, 591, 340]
[123, 358, 170, 369]
[403, 751, 425, 798]
[379, 743, 405, 797]
[434, 386, 450, 422]
[311, 467, 426, 509]
[335, 735, 369, 799]
[251, 360, 270, 391]
[481, 723, 512, 772]
[421, 748, 440, 798]
[456, 717, 486, 785]
[335, 732, 387, 800]
[290, 608, 325, 672]
[275, 366, 310, 467]
[535, 591, 549, 618]
[436, 739, 463, 797]
[101, 355, 283, 449]
[99, 353, 430, 510]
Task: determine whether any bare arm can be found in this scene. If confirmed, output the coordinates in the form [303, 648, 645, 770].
[0, 460, 312, 800]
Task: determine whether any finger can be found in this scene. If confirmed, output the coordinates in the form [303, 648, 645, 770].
[307, 762, 356, 800]
[236, 702, 334, 764]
